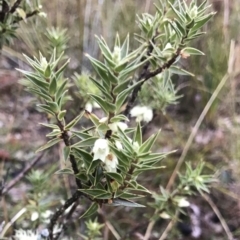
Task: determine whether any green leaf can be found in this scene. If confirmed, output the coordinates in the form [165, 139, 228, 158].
[65, 112, 84, 130]
[79, 203, 98, 219]
[95, 35, 113, 60]
[85, 111, 100, 127]
[107, 198, 145, 207]
[174, 19, 186, 36]
[116, 128, 134, 154]
[139, 130, 160, 154]
[113, 77, 131, 95]
[36, 138, 61, 153]
[121, 34, 129, 59]
[63, 146, 71, 162]
[49, 76, 57, 95]
[73, 148, 93, 169]
[46, 101, 59, 113]
[182, 47, 205, 56]
[23, 54, 44, 74]
[57, 110, 67, 121]
[168, 1, 185, 23]
[139, 152, 167, 164]
[55, 59, 70, 79]
[119, 56, 149, 80]
[71, 131, 92, 140]
[46, 129, 61, 137]
[79, 189, 109, 198]
[191, 12, 215, 32]
[55, 79, 68, 102]
[133, 166, 165, 176]
[75, 172, 89, 182]
[87, 159, 101, 174]
[27, 87, 52, 101]
[105, 172, 123, 184]
[94, 192, 112, 199]
[37, 104, 55, 116]
[55, 168, 73, 175]
[110, 114, 129, 123]
[169, 66, 194, 76]
[17, 69, 49, 90]
[89, 94, 115, 114]
[44, 64, 51, 78]
[109, 145, 130, 169]
[86, 54, 110, 89]
[89, 77, 113, 100]
[39, 123, 59, 129]
[115, 79, 144, 114]
[133, 122, 142, 146]
[71, 137, 98, 148]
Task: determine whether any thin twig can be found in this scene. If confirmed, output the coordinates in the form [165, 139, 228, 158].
[202, 193, 234, 240]
[1, 153, 44, 197]
[158, 218, 175, 240]
[53, 200, 79, 240]
[12, 10, 40, 24]
[143, 219, 156, 240]
[9, 0, 23, 13]
[0, 207, 27, 237]
[48, 191, 82, 239]
[57, 119, 82, 189]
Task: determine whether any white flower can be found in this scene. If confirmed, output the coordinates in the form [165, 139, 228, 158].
[14, 229, 38, 240]
[112, 46, 121, 64]
[38, 12, 47, 18]
[41, 210, 53, 219]
[92, 139, 110, 161]
[99, 117, 108, 123]
[177, 198, 190, 207]
[31, 212, 39, 221]
[115, 141, 123, 150]
[40, 57, 48, 71]
[159, 212, 171, 219]
[104, 153, 118, 172]
[130, 105, 153, 123]
[85, 102, 93, 112]
[109, 122, 128, 132]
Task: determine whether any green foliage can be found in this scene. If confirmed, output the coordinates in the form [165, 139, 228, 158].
[0, 0, 44, 49]
[0, 0, 217, 239]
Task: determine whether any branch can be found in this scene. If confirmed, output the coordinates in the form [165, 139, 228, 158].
[124, 47, 182, 117]
[57, 120, 82, 189]
[9, 0, 23, 13]
[48, 191, 81, 240]
[0, 153, 44, 197]
[124, 37, 155, 117]
[12, 9, 40, 24]
[53, 201, 79, 240]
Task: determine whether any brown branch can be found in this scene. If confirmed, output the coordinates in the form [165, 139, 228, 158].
[12, 9, 40, 24]
[0, 153, 44, 197]
[124, 47, 182, 118]
[9, 0, 23, 13]
[48, 191, 82, 240]
[57, 120, 82, 189]
[53, 200, 79, 240]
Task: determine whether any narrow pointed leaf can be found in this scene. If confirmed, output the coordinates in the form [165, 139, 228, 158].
[65, 112, 84, 130]
[79, 203, 98, 219]
[36, 138, 61, 152]
[55, 168, 73, 175]
[63, 146, 70, 162]
[139, 130, 160, 153]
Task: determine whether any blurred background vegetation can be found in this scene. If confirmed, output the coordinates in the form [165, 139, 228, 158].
[1, 0, 240, 239]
